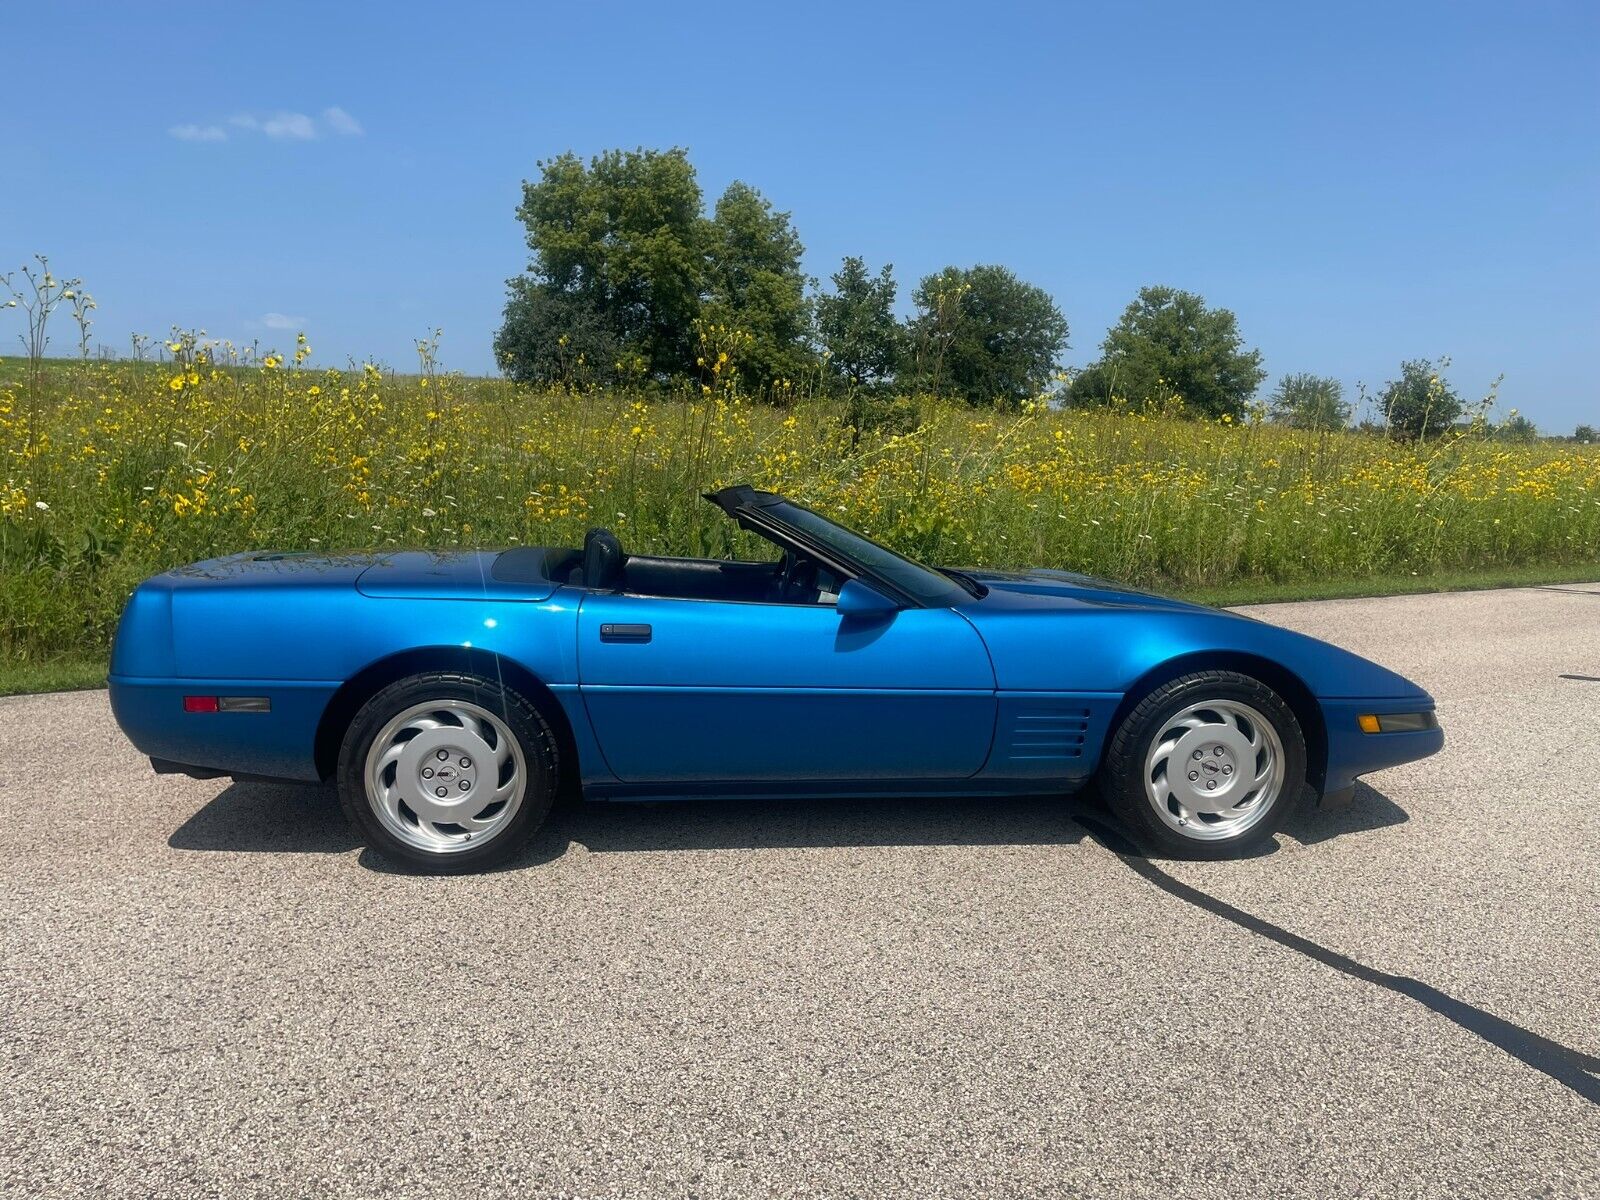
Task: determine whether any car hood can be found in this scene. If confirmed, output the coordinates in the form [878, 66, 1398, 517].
[959, 567, 1224, 616]
[955, 567, 1427, 701]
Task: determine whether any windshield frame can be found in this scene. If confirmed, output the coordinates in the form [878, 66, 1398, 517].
[750, 499, 971, 608]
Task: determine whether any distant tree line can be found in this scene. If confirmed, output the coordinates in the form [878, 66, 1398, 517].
[494, 148, 1069, 406]
[496, 148, 1573, 441]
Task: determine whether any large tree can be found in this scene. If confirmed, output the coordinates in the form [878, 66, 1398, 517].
[1378, 358, 1463, 440]
[908, 264, 1067, 405]
[496, 147, 707, 382]
[1268, 373, 1350, 430]
[1070, 286, 1265, 418]
[494, 286, 619, 387]
[815, 256, 902, 391]
[700, 182, 814, 390]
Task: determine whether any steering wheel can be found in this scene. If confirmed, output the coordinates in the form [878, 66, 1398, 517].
[777, 551, 819, 602]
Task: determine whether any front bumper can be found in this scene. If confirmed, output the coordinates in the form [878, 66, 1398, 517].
[1318, 697, 1444, 805]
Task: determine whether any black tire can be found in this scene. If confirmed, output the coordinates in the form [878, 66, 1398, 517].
[1098, 670, 1306, 859]
[336, 671, 559, 873]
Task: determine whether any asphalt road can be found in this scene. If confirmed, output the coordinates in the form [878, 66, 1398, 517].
[2, 584, 1598, 1198]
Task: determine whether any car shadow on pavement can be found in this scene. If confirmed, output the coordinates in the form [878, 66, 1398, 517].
[563, 792, 1097, 855]
[169, 781, 358, 855]
[1281, 781, 1409, 845]
[346, 792, 1102, 875]
[169, 777, 1409, 863]
[525, 779, 1407, 861]
[167, 781, 1599, 1103]
[1070, 810, 1600, 1107]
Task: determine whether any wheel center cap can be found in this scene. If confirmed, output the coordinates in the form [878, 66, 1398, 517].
[401, 730, 486, 813]
[1173, 731, 1249, 813]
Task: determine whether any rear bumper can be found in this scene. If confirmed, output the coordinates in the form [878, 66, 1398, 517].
[1318, 697, 1444, 804]
[109, 674, 338, 783]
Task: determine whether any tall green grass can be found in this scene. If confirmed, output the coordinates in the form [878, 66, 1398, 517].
[3, 356, 1597, 669]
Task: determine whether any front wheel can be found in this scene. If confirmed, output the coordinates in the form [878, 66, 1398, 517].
[1098, 670, 1306, 859]
[336, 672, 558, 873]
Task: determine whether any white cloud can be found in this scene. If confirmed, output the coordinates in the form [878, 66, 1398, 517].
[322, 106, 363, 136]
[233, 111, 317, 140]
[169, 123, 228, 142]
[261, 313, 307, 330]
[176, 108, 364, 143]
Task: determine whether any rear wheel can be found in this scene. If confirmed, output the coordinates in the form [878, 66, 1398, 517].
[1099, 670, 1305, 858]
[336, 672, 558, 872]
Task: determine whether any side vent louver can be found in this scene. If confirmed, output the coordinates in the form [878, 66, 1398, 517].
[1005, 707, 1091, 763]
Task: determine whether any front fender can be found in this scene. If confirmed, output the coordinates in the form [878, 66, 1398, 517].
[967, 604, 1430, 702]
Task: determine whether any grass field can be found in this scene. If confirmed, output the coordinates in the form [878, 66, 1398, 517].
[3, 353, 1598, 691]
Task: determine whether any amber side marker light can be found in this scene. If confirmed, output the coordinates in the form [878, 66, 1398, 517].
[1358, 712, 1436, 734]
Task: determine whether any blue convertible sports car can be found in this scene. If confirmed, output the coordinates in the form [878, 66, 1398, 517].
[109, 486, 1443, 870]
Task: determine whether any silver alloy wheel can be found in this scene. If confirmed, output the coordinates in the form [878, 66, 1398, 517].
[364, 698, 527, 855]
[1142, 697, 1285, 842]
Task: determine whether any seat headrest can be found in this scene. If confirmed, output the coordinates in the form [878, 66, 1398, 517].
[582, 528, 625, 591]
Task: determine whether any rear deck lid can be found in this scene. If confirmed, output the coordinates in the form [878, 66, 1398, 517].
[355, 550, 560, 600]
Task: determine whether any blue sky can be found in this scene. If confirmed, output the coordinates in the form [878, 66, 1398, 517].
[4, 0, 1596, 428]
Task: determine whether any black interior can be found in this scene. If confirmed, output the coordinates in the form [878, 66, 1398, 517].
[582, 528, 625, 591]
[624, 553, 795, 602]
[491, 528, 838, 604]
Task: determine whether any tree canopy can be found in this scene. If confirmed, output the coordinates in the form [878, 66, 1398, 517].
[1069, 286, 1265, 418]
[496, 148, 705, 381]
[1378, 358, 1463, 440]
[700, 182, 811, 390]
[1268, 373, 1350, 430]
[1496, 412, 1537, 442]
[908, 265, 1067, 405]
[495, 148, 811, 390]
[492, 148, 1516, 437]
[815, 256, 902, 391]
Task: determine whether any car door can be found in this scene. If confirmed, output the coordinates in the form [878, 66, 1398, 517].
[576, 592, 996, 784]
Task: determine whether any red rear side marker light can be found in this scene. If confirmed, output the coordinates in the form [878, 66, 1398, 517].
[183, 695, 270, 713]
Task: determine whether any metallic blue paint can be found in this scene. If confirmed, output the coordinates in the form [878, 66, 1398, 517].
[987, 693, 1121, 781]
[110, 676, 340, 781]
[834, 578, 901, 618]
[1318, 698, 1445, 796]
[956, 569, 1426, 700]
[109, 528, 1443, 807]
[577, 592, 994, 782]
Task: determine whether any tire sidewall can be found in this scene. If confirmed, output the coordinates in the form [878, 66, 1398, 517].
[1104, 672, 1306, 858]
[337, 673, 557, 873]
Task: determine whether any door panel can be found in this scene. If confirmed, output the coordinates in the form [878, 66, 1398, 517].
[577, 594, 996, 783]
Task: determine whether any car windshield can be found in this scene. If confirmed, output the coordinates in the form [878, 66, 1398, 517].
[768, 501, 971, 607]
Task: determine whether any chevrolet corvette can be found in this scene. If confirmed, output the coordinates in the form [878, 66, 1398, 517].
[109, 485, 1443, 870]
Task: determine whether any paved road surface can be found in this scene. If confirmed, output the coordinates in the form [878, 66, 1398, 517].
[2, 584, 1597, 1198]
